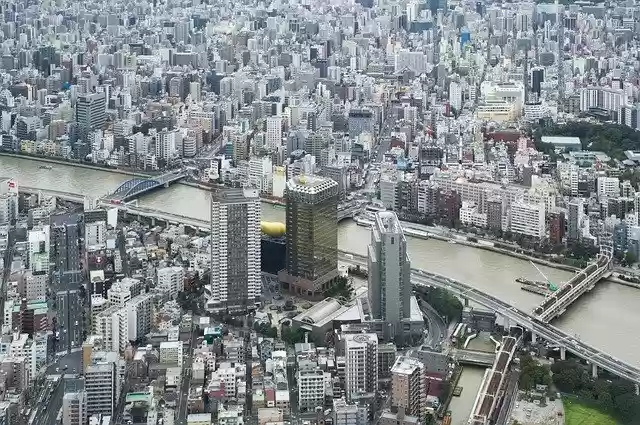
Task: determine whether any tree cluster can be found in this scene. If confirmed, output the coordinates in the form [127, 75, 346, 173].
[253, 322, 278, 339]
[414, 286, 463, 322]
[551, 360, 640, 424]
[534, 122, 640, 161]
[324, 276, 355, 301]
[281, 326, 306, 345]
[518, 355, 552, 391]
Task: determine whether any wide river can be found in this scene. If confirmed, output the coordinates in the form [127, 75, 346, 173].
[2, 156, 640, 366]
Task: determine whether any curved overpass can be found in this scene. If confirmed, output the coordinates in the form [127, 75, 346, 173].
[337, 251, 640, 385]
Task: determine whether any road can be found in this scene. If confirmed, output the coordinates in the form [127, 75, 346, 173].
[177, 325, 197, 425]
[337, 252, 640, 384]
[418, 299, 447, 349]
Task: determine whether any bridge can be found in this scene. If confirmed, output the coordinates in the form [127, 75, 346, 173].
[450, 348, 496, 367]
[337, 252, 640, 385]
[534, 252, 612, 323]
[337, 203, 362, 221]
[468, 336, 519, 425]
[103, 170, 186, 202]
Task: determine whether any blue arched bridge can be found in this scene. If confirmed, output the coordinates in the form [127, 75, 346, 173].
[104, 170, 186, 202]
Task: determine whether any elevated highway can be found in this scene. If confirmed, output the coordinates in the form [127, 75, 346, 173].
[337, 251, 640, 385]
[18, 187, 640, 384]
[534, 253, 612, 323]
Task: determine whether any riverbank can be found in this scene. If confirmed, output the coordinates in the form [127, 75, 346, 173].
[180, 180, 286, 206]
[355, 216, 580, 273]
[0, 152, 151, 178]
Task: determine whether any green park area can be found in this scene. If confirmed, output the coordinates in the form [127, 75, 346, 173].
[562, 398, 618, 425]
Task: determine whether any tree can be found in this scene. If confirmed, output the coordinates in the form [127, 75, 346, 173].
[625, 251, 637, 265]
[324, 276, 355, 301]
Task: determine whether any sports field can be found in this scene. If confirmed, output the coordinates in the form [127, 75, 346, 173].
[562, 398, 618, 425]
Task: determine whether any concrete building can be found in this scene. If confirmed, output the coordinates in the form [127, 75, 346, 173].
[62, 391, 87, 425]
[390, 356, 423, 417]
[509, 201, 546, 239]
[297, 368, 328, 412]
[280, 175, 339, 299]
[332, 398, 368, 425]
[567, 198, 585, 242]
[597, 176, 620, 199]
[28, 225, 50, 273]
[157, 266, 184, 300]
[266, 116, 283, 149]
[76, 92, 107, 131]
[160, 341, 184, 367]
[367, 212, 411, 342]
[86, 360, 118, 417]
[344, 333, 378, 403]
[209, 187, 261, 313]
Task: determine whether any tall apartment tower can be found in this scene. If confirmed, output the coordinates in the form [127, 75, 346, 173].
[567, 198, 584, 242]
[62, 390, 87, 425]
[209, 187, 261, 313]
[343, 333, 378, 403]
[368, 211, 411, 341]
[556, 0, 565, 111]
[280, 175, 339, 298]
[390, 356, 424, 417]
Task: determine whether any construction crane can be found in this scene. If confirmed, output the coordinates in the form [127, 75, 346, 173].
[530, 261, 559, 292]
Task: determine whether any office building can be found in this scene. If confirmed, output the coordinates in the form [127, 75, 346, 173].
[85, 360, 118, 417]
[157, 266, 185, 299]
[344, 333, 378, 403]
[279, 175, 339, 298]
[76, 92, 107, 131]
[597, 176, 620, 199]
[509, 201, 546, 239]
[62, 391, 87, 425]
[209, 187, 261, 313]
[367, 212, 411, 341]
[266, 116, 283, 148]
[390, 356, 423, 417]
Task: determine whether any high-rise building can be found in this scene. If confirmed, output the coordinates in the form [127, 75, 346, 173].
[297, 368, 329, 412]
[344, 333, 378, 403]
[368, 212, 411, 341]
[567, 198, 585, 242]
[28, 225, 50, 273]
[390, 356, 424, 417]
[85, 359, 118, 417]
[280, 175, 339, 298]
[62, 391, 87, 425]
[76, 92, 106, 131]
[0, 178, 18, 225]
[209, 187, 261, 313]
[266, 116, 283, 148]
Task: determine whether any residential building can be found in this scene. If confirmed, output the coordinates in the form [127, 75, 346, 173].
[509, 201, 546, 239]
[209, 187, 261, 313]
[367, 212, 411, 342]
[62, 391, 87, 425]
[157, 266, 184, 299]
[297, 368, 328, 412]
[390, 356, 423, 417]
[344, 333, 378, 403]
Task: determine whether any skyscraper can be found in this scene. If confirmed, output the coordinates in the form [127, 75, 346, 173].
[280, 175, 339, 298]
[209, 186, 261, 313]
[368, 211, 411, 341]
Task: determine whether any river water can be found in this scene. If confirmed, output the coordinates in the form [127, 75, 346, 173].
[2, 156, 639, 367]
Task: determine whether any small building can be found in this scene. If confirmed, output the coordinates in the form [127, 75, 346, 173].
[540, 136, 582, 151]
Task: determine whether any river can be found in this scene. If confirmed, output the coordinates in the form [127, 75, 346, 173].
[2, 155, 639, 366]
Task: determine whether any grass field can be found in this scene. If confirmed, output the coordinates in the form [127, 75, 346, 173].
[562, 398, 618, 425]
